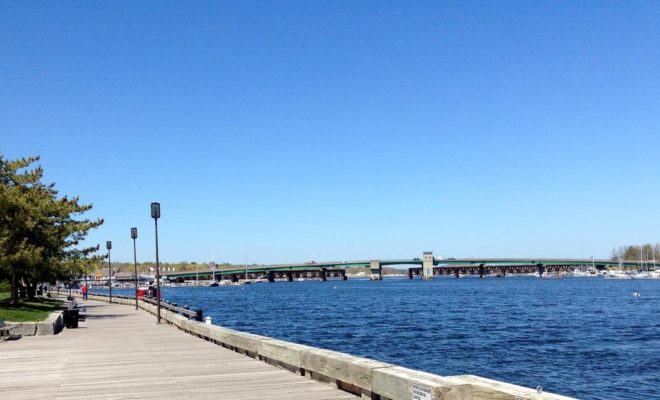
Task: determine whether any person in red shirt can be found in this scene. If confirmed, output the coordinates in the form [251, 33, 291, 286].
[81, 284, 88, 300]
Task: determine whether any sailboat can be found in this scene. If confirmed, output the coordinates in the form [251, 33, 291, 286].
[604, 255, 631, 279]
[209, 247, 219, 286]
[631, 243, 656, 279]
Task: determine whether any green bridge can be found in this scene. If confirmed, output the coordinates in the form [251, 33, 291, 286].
[163, 252, 644, 282]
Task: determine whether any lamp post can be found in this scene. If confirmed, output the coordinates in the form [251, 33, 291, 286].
[151, 202, 162, 324]
[106, 241, 112, 303]
[131, 227, 139, 310]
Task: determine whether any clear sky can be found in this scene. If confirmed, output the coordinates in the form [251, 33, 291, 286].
[2, 2, 659, 264]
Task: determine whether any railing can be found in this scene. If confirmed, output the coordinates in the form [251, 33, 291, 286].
[140, 296, 202, 321]
[77, 291, 203, 322]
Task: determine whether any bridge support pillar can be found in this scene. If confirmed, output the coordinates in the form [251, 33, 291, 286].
[422, 252, 434, 280]
[341, 270, 347, 281]
[454, 269, 459, 278]
[479, 264, 484, 279]
[408, 268, 414, 279]
[369, 260, 382, 280]
[286, 271, 293, 282]
[537, 264, 545, 277]
[320, 268, 327, 281]
[267, 271, 275, 283]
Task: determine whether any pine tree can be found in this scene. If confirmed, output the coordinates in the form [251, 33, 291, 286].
[0, 155, 103, 305]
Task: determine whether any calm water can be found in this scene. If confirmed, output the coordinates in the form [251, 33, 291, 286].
[96, 277, 660, 399]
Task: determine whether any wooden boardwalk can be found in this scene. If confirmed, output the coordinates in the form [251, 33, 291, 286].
[0, 300, 356, 400]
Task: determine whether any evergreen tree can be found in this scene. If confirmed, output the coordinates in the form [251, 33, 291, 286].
[0, 155, 102, 305]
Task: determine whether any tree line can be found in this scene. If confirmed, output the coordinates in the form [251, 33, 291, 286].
[0, 155, 102, 305]
[611, 243, 660, 262]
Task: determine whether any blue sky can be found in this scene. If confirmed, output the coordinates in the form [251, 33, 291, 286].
[2, 2, 659, 264]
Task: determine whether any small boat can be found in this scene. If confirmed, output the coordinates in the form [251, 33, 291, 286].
[631, 272, 651, 279]
[604, 270, 632, 279]
[209, 281, 219, 287]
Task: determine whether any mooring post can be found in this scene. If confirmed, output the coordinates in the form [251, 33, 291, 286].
[195, 309, 203, 322]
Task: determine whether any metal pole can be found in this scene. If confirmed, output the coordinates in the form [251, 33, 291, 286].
[108, 249, 112, 303]
[133, 237, 138, 310]
[84, 255, 88, 294]
[154, 218, 161, 324]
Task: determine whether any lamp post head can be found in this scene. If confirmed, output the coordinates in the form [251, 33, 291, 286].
[151, 202, 160, 219]
[106, 241, 112, 250]
[131, 227, 138, 239]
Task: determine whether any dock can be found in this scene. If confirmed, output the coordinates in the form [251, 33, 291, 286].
[0, 300, 355, 400]
[2, 294, 575, 400]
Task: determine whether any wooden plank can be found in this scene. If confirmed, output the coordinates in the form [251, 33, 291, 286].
[0, 300, 355, 400]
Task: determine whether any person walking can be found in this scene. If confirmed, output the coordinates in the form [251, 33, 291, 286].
[81, 284, 88, 300]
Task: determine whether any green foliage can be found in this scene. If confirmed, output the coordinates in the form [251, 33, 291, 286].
[0, 154, 103, 304]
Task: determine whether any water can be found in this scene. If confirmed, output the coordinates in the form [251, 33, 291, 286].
[95, 277, 660, 399]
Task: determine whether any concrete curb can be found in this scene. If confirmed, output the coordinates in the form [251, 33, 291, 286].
[5, 309, 64, 336]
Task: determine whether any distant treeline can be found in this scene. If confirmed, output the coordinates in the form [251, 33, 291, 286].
[611, 243, 659, 261]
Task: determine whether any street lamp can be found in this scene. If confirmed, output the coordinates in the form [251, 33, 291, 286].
[151, 202, 162, 324]
[131, 227, 138, 310]
[106, 241, 112, 303]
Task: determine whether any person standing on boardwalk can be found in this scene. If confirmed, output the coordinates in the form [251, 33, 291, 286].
[81, 284, 88, 300]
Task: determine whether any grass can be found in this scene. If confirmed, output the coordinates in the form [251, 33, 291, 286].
[0, 292, 62, 322]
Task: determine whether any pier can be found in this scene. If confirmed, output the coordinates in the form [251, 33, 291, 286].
[0, 292, 576, 400]
[0, 299, 355, 400]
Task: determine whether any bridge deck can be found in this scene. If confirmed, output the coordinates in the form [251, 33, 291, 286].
[0, 300, 355, 400]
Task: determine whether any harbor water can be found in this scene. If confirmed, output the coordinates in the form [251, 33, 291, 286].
[95, 277, 660, 399]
